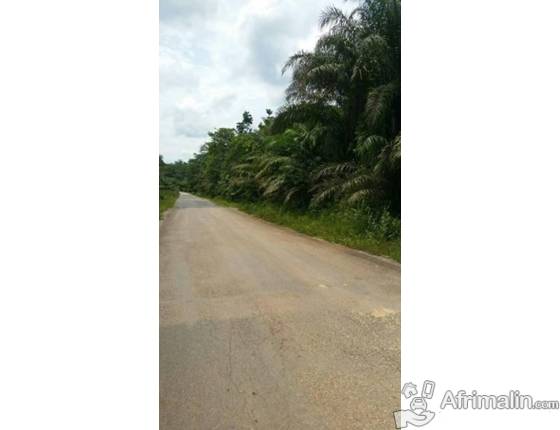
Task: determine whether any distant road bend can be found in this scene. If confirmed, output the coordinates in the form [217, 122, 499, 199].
[160, 192, 401, 429]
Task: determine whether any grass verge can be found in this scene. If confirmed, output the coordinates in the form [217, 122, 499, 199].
[159, 189, 179, 219]
[210, 197, 400, 262]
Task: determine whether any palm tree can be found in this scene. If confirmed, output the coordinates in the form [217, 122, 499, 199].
[176, 0, 401, 216]
[229, 125, 322, 206]
[283, 1, 399, 135]
[311, 133, 400, 213]
[282, 0, 401, 212]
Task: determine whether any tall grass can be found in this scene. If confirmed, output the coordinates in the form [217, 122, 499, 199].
[159, 189, 178, 219]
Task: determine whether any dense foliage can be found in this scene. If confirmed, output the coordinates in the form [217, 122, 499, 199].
[160, 0, 400, 246]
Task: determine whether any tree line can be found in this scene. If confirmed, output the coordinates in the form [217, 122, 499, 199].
[161, 0, 400, 225]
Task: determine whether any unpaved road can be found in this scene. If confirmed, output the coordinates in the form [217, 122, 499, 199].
[160, 193, 400, 429]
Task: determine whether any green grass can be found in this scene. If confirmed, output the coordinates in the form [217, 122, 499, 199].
[210, 197, 400, 262]
[159, 189, 179, 219]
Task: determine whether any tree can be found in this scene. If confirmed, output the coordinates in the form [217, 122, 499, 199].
[281, 0, 401, 213]
[172, 0, 401, 216]
[236, 111, 253, 134]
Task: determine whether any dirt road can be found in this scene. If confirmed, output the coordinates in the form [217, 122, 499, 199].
[160, 193, 400, 429]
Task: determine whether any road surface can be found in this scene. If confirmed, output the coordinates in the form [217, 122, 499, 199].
[160, 193, 400, 429]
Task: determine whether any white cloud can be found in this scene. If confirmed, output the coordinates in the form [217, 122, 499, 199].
[159, 0, 351, 162]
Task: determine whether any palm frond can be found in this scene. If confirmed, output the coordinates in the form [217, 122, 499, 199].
[271, 102, 343, 134]
[341, 173, 375, 193]
[347, 189, 375, 204]
[319, 6, 348, 29]
[282, 50, 313, 75]
[284, 187, 300, 204]
[365, 81, 399, 127]
[262, 176, 286, 196]
[310, 183, 342, 206]
[355, 134, 388, 159]
[313, 162, 356, 181]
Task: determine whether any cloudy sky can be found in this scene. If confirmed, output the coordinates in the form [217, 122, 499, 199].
[160, 0, 351, 162]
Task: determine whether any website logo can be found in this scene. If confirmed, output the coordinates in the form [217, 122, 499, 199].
[394, 380, 436, 428]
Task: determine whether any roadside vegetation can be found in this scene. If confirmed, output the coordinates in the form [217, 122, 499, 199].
[159, 156, 179, 218]
[159, 189, 178, 219]
[159, 0, 401, 260]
